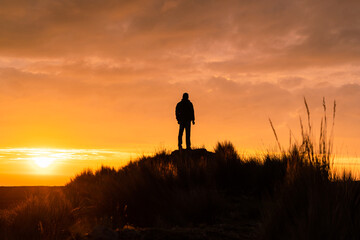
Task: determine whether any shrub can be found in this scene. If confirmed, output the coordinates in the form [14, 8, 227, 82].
[0, 190, 73, 240]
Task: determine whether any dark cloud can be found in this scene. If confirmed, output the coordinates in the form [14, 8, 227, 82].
[1, 0, 359, 68]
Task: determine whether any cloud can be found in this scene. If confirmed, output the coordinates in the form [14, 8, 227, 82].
[0, 0, 359, 67]
[0, 0, 360, 154]
[278, 77, 304, 89]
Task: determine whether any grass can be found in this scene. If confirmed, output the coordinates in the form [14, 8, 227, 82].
[0, 99, 359, 239]
[0, 143, 359, 239]
[0, 144, 287, 239]
[259, 98, 360, 239]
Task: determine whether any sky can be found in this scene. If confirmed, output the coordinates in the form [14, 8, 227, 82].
[1, 0, 360, 157]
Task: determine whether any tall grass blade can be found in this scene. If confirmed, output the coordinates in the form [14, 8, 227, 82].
[269, 118, 282, 152]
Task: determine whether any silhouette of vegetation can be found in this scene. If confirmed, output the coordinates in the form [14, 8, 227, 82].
[258, 98, 360, 239]
[0, 99, 359, 239]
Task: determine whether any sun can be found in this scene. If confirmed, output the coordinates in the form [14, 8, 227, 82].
[33, 156, 54, 168]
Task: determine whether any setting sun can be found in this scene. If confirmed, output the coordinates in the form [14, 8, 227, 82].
[33, 156, 54, 168]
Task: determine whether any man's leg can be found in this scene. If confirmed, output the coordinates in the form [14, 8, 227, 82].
[185, 122, 191, 149]
[178, 123, 185, 149]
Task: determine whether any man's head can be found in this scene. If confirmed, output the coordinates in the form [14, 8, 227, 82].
[182, 93, 189, 100]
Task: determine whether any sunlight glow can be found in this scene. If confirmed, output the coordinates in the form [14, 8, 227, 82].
[33, 156, 54, 168]
[0, 148, 135, 185]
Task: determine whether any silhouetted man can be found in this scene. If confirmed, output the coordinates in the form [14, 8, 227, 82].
[176, 93, 195, 150]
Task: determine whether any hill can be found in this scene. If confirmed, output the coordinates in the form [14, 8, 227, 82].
[0, 142, 360, 239]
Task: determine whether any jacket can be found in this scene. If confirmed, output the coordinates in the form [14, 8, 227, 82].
[176, 99, 195, 123]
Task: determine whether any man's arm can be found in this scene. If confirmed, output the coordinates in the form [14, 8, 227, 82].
[175, 103, 180, 123]
[191, 103, 195, 125]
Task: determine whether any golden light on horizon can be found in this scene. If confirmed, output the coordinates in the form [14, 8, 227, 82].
[0, 148, 136, 185]
[0, 147, 359, 186]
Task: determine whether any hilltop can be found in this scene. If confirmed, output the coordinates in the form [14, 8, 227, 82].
[0, 142, 360, 240]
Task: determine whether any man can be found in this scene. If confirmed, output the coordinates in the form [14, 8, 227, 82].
[176, 93, 195, 150]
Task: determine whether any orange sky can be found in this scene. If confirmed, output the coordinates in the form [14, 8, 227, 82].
[1, 0, 360, 157]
